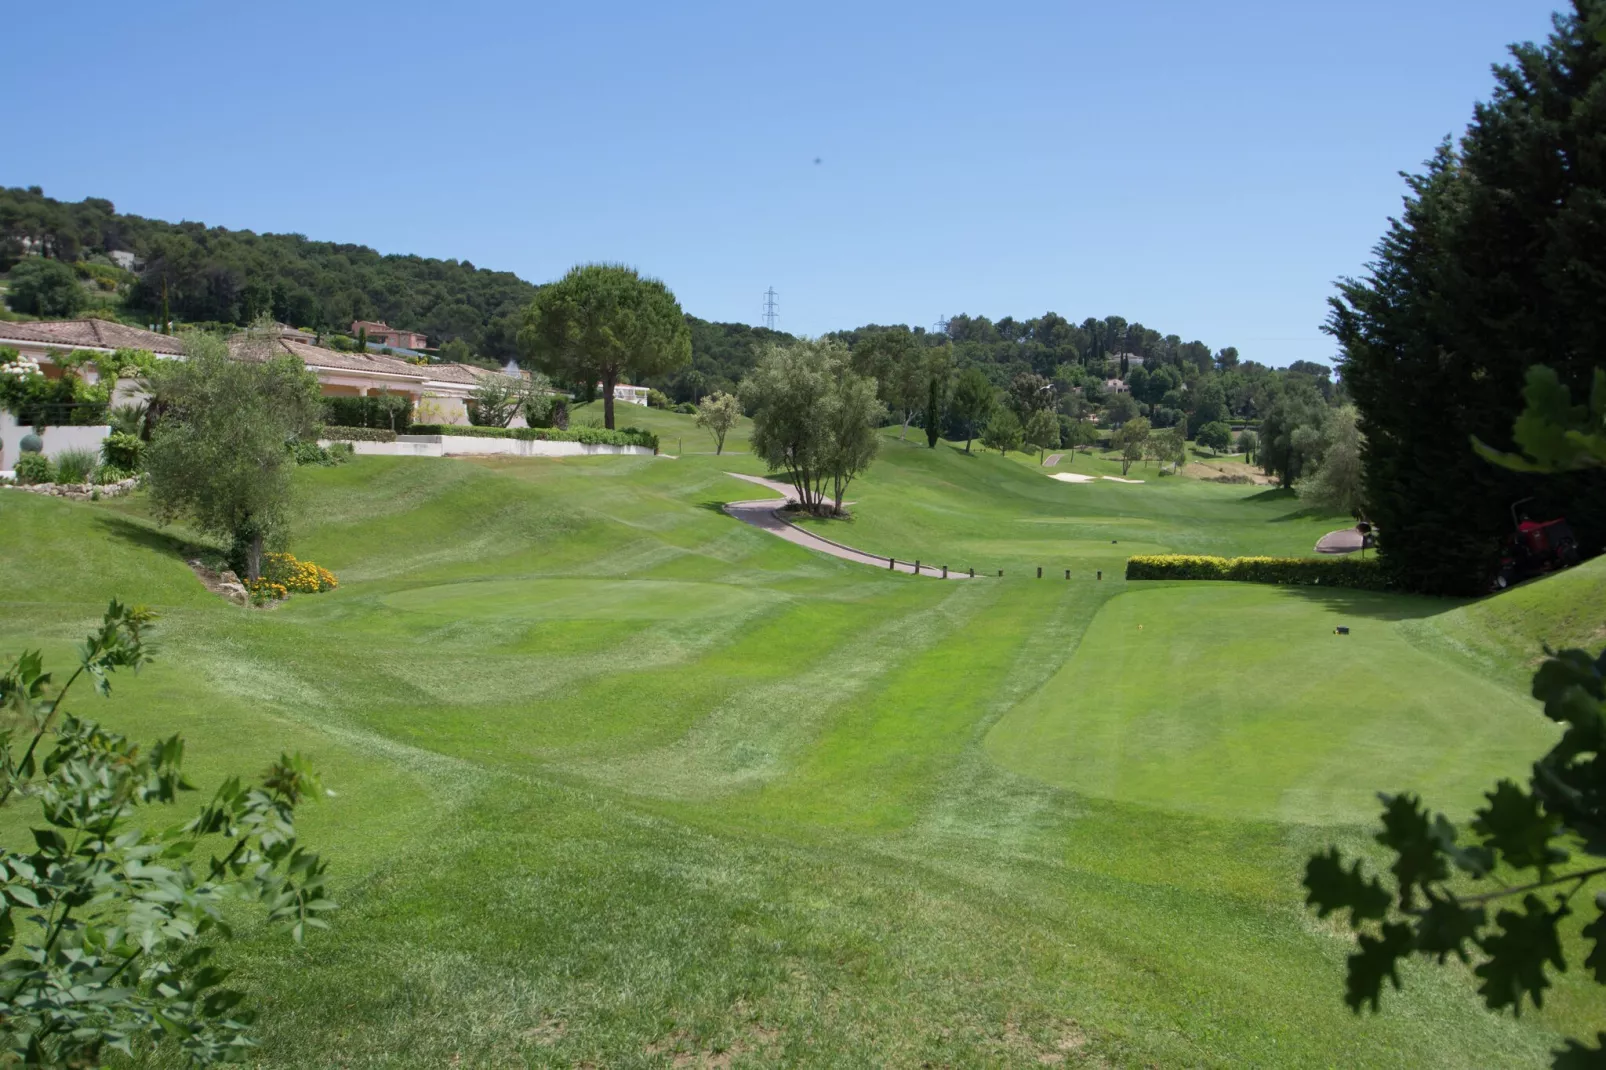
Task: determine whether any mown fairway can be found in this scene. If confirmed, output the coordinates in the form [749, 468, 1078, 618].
[0, 423, 1597, 1068]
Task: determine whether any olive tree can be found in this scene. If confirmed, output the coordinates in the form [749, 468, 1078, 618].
[740, 339, 884, 516]
[1024, 407, 1061, 461]
[466, 373, 524, 427]
[1112, 415, 1151, 476]
[145, 323, 322, 580]
[948, 367, 996, 453]
[695, 391, 742, 455]
[518, 264, 691, 429]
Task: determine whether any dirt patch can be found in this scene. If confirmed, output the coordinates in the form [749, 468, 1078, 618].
[522, 1018, 565, 1046]
[185, 559, 249, 606]
[1183, 460, 1274, 485]
[645, 1018, 782, 1068]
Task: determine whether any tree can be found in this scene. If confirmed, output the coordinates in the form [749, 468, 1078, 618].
[851, 328, 925, 439]
[518, 264, 691, 430]
[1298, 405, 1365, 513]
[1103, 392, 1139, 427]
[1238, 428, 1260, 465]
[1009, 372, 1054, 419]
[1186, 378, 1228, 437]
[1065, 418, 1099, 455]
[0, 601, 333, 1066]
[1155, 425, 1188, 469]
[518, 369, 555, 426]
[144, 323, 322, 581]
[948, 367, 996, 453]
[1112, 416, 1151, 476]
[922, 346, 954, 448]
[1196, 421, 1232, 456]
[5, 257, 84, 317]
[1327, 6, 1606, 595]
[1259, 384, 1328, 487]
[465, 373, 525, 427]
[695, 391, 741, 455]
[1024, 407, 1060, 460]
[740, 340, 883, 516]
[1305, 368, 1606, 1066]
[980, 408, 1023, 455]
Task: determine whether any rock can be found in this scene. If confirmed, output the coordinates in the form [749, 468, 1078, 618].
[219, 571, 240, 584]
[217, 582, 249, 605]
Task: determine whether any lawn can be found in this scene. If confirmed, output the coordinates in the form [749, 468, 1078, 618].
[0, 440, 1596, 1067]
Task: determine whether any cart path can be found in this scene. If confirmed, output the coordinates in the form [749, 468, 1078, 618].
[1042, 453, 1064, 466]
[722, 473, 968, 579]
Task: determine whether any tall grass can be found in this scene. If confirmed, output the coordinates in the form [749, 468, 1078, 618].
[51, 447, 99, 484]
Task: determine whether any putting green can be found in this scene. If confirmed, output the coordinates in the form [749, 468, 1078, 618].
[986, 582, 1557, 824]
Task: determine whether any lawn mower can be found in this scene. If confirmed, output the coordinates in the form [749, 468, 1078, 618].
[1491, 499, 1580, 590]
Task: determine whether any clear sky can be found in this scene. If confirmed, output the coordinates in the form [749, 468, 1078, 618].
[6, 1, 1565, 365]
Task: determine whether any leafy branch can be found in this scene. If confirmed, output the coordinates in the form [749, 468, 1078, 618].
[0, 602, 335, 1066]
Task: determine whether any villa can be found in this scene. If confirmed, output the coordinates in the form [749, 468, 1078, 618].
[610, 383, 650, 406]
[0, 319, 502, 462]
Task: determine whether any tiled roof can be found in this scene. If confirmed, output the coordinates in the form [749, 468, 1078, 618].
[231, 335, 430, 381]
[422, 362, 494, 385]
[0, 319, 186, 355]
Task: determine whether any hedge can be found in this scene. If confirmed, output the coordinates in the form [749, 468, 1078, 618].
[1124, 554, 1389, 591]
[322, 425, 397, 442]
[406, 424, 659, 451]
[323, 395, 413, 430]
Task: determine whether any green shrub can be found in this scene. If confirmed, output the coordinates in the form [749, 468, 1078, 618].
[323, 394, 413, 430]
[52, 447, 99, 484]
[321, 425, 397, 443]
[405, 424, 659, 451]
[1125, 554, 1389, 591]
[672, 402, 697, 414]
[290, 441, 349, 467]
[101, 430, 144, 470]
[14, 452, 52, 484]
[647, 388, 670, 409]
[95, 464, 137, 485]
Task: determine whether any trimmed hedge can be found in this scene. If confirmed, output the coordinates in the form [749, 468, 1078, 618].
[322, 425, 398, 443]
[1125, 554, 1389, 591]
[407, 424, 659, 450]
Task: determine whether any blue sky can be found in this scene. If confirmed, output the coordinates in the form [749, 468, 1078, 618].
[6, 1, 1565, 365]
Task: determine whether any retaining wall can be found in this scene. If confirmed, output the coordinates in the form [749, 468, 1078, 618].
[321, 435, 654, 458]
[1, 412, 110, 468]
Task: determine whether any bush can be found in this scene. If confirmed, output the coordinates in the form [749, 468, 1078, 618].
[52, 446, 98, 484]
[322, 394, 413, 430]
[672, 401, 697, 414]
[14, 452, 52, 484]
[95, 464, 137, 484]
[647, 388, 670, 409]
[290, 441, 349, 467]
[101, 430, 144, 470]
[321, 425, 397, 442]
[406, 424, 659, 450]
[1125, 554, 1388, 590]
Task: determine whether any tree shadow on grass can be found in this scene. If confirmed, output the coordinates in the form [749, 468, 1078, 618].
[1276, 584, 1463, 622]
[90, 514, 215, 562]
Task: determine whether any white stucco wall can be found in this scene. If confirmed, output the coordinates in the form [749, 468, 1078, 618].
[1, 411, 110, 468]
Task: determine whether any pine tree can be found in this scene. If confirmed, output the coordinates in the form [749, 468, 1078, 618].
[1327, 1, 1606, 594]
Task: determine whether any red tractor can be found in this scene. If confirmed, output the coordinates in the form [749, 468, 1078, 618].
[1491, 499, 1580, 590]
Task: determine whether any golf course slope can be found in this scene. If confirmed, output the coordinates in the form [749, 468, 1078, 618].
[0, 437, 1596, 1068]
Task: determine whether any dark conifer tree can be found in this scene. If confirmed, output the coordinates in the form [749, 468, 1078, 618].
[1328, 1, 1606, 594]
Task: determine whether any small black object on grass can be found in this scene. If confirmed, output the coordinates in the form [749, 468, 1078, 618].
[1335, 626, 1350, 635]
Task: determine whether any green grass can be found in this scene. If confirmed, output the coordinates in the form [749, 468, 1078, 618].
[569, 398, 755, 454]
[0, 438, 1598, 1068]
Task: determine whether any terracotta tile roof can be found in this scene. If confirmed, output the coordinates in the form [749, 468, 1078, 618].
[0, 319, 186, 355]
[230, 335, 429, 381]
[421, 362, 494, 385]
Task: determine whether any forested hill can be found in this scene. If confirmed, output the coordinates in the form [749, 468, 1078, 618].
[1, 185, 1253, 396]
[0, 185, 538, 361]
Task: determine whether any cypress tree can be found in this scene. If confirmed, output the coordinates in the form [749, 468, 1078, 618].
[1328, 1, 1606, 594]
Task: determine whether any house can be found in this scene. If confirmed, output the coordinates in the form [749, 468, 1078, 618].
[0, 321, 501, 462]
[1103, 378, 1130, 394]
[351, 320, 428, 350]
[108, 251, 139, 271]
[607, 383, 650, 407]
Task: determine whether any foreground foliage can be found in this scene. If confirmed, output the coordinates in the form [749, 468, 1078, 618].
[1306, 362, 1606, 1065]
[0, 602, 333, 1065]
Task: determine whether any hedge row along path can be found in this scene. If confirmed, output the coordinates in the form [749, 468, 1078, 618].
[722, 473, 969, 579]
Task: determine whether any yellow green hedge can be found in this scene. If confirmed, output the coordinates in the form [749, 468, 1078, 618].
[1125, 554, 1388, 590]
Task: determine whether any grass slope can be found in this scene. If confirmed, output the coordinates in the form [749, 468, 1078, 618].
[0, 441, 1597, 1068]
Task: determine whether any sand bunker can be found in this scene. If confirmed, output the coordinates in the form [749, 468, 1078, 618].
[1049, 472, 1096, 483]
[1101, 476, 1146, 484]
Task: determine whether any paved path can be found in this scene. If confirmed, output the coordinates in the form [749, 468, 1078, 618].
[722, 473, 968, 578]
[1042, 453, 1063, 466]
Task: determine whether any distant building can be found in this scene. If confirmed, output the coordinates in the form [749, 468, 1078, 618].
[1103, 378, 1130, 394]
[108, 250, 139, 271]
[605, 383, 650, 406]
[351, 320, 428, 350]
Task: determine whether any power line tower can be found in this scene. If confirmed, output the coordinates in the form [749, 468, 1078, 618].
[933, 316, 950, 337]
[762, 287, 779, 331]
